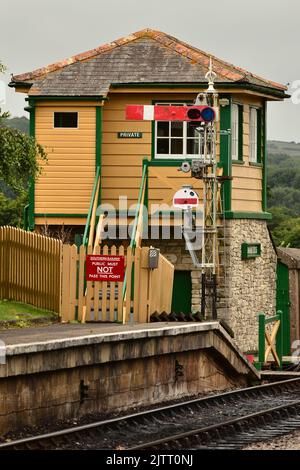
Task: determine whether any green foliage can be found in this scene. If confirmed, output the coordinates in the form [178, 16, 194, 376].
[272, 217, 300, 247]
[0, 192, 27, 227]
[0, 60, 46, 227]
[0, 125, 47, 193]
[267, 141, 300, 247]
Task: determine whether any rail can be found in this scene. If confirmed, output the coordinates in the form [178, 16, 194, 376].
[2, 378, 300, 450]
[82, 166, 101, 247]
[122, 163, 148, 306]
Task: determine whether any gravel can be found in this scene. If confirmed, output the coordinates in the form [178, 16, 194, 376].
[244, 430, 300, 450]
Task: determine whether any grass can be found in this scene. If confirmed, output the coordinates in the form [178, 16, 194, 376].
[0, 300, 57, 322]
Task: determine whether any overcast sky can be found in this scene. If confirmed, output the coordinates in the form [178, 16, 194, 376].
[1, 0, 300, 141]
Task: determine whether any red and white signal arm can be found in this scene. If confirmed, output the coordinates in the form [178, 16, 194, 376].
[173, 187, 199, 209]
[126, 105, 217, 122]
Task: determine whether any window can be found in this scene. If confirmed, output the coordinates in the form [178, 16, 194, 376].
[155, 102, 207, 158]
[54, 112, 78, 128]
[232, 103, 243, 161]
[249, 107, 257, 162]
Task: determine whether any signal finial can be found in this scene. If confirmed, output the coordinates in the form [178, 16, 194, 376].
[205, 57, 217, 94]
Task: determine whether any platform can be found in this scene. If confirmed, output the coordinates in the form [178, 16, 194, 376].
[261, 370, 300, 381]
[0, 321, 259, 436]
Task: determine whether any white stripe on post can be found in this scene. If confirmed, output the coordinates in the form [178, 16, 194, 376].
[143, 105, 154, 120]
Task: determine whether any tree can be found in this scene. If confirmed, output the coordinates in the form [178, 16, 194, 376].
[272, 217, 300, 247]
[0, 61, 47, 226]
[0, 124, 47, 193]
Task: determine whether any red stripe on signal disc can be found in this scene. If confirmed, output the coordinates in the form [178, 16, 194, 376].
[173, 198, 198, 205]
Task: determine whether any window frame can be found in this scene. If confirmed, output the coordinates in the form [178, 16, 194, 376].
[153, 101, 208, 160]
[249, 107, 258, 163]
[53, 111, 79, 129]
[231, 102, 243, 162]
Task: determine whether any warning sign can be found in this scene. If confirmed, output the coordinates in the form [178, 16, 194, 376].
[86, 255, 125, 282]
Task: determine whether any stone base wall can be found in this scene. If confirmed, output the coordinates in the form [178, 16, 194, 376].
[223, 219, 277, 352]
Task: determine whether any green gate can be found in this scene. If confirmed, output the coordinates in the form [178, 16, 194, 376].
[171, 270, 192, 314]
[276, 261, 291, 355]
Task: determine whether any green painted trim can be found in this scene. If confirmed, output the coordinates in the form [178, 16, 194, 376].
[122, 163, 148, 302]
[96, 107, 102, 232]
[249, 162, 263, 167]
[220, 95, 232, 212]
[257, 312, 265, 369]
[111, 82, 288, 98]
[145, 159, 191, 167]
[95, 106, 102, 203]
[262, 101, 267, 212]
[225, 211, 272, 220]
[23, 205, 29, 230]
[35, 213, 88, 218]
[25, 96, 107, 102]
[238, 104, 243, 161]
[232, 160, 245, 165]
[257, 310, 283, 370]
[257, 108, 262, 164]
[151, 119, 155, 160]
[130, 163, 148, 249]
[82, 166, 101, 246]
[34, 210, 271, 221]
[29, 99, 35, 231]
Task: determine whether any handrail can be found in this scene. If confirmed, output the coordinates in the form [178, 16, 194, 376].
[23, 204, 29, 231]
[122, 163, 148, 304]
[130, 163, 148, 249]
[83, 166, 101, 246]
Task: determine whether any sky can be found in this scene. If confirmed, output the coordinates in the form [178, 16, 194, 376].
[1, 0, 300, 142]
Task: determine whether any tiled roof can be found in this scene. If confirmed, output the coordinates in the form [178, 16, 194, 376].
[11, 29, 287, 96]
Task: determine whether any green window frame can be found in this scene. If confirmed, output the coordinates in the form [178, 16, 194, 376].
[249, 106, 263, 164]
[232, 103, 243, 161]
[257, 108, 262, 163]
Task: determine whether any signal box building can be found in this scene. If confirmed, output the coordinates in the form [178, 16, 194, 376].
[10, 29, 288, 351]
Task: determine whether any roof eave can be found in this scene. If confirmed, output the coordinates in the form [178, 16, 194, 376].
[111, 81, 289, 99]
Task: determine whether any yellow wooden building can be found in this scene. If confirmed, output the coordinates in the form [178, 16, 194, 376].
[10, 29, 288, 350]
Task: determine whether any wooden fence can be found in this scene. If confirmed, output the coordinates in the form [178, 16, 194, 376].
[61, 244, 174, 323]
[0, 226, 174, 323]
[0, 226, 62, 312]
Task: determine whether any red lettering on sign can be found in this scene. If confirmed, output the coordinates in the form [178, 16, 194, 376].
[86, 255, 125, 282]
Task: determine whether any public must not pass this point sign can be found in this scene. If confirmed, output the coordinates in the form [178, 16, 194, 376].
[86, 255, 125, 282]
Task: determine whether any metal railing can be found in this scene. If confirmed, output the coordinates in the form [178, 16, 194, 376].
[82, 166, 101, 247]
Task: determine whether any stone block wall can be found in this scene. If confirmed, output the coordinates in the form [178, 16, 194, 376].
[223, 219, 277, 352]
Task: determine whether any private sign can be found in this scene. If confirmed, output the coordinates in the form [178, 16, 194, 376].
[86, 255, 125, 282]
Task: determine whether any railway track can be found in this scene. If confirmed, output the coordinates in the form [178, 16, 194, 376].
[1, 378, 300, 450]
